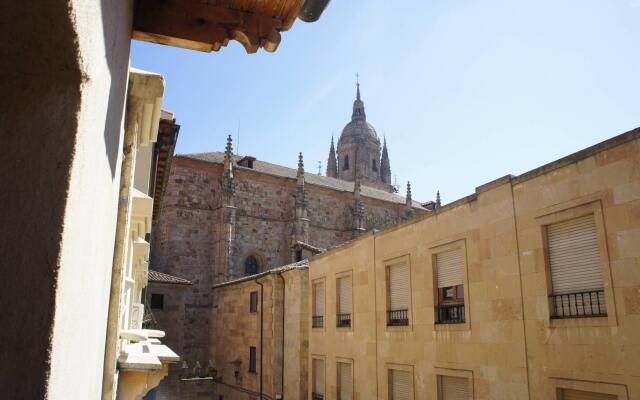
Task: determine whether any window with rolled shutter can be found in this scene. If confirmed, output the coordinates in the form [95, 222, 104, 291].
[388, 264, 410, 311]
[313, 359, 325, 396]
[337, 276, 352, 315]
[547, 214, 603, 294]
[337, 362, 353, 400]
[313, 282, 325, 317]
[560, 388, 617, 400]
[438, 375, 469, 400]
[436, 249, 464, 289]
[389, 369, 412, 400]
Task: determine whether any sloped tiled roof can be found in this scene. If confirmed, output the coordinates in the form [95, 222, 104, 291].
[148, 270, 192, 285]
[212, 260, 309, 289]
[178, 152, 425, 208]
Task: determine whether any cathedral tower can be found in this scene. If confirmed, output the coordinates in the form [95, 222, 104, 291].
[332, 79, 394, 192]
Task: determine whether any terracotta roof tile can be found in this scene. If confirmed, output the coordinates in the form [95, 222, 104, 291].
[148, 270, 192, 285]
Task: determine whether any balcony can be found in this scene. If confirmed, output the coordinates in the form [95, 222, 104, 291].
[312, 393, 324, 400]
[549, 290, 607, 319]
[312, 315, 324, 328]
[386, 309, 408, 326]
[336, 313, 351, 328]
[436, 303, 465, 324]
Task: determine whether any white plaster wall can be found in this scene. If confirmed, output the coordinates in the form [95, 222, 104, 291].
[47, 0, 134, 398]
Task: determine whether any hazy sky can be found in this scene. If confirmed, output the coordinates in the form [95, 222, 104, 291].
[131, 0, 640, 203]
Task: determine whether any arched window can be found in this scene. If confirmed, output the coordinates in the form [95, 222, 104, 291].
[244, 255, 259, 276]
[372, 159, 378, 172]
[343, 155, 350, 171]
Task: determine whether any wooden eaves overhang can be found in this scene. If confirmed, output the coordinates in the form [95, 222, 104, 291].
[133, 0, 331, 54]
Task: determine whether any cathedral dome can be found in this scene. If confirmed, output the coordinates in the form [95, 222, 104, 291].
[339, 119, 380, 143]
[338, 82, 380, 145]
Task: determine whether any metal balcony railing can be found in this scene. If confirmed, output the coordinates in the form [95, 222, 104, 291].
[436, 303, 465, 324]
[549, 289, 607, 319]
[312, 315, 324, 328]
[336, 313, 351, 327]
[386, 309, 409, 326]
[312, 393, 324, 400]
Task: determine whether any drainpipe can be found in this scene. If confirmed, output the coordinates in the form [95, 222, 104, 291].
[256, 279, 264, 399]
[277, 273, 286, 399]
[101, 96, 140, 400]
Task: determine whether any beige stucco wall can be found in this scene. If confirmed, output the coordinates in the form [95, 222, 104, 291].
[308, 130, 640, 399]
[0, 0, 134, 398]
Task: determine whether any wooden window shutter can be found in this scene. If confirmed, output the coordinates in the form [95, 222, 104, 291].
[439, 376, 469, 400]
[314, 282, 325, 316]
[338, 276, 352, 315]
[338, 362, 353, 400]
[313, 359, 325, 395]
[436, 248, 464, 289]
[390, 369, 412, 400]
[388, 264, 410, 311]
[561, 388, 617, 400]
[547, 214, 604, 294]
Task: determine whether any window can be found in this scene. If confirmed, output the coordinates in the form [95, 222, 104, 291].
[389, 369, 412, 400]
[312, 281, 325, 328]
[337, 362, 353, 400]
[244, 255, 259, 276]
[150, 293, 164, 310]
[249, 291, 258, 313]
[312, 358, 325, 399]
[295, 249, 303, 262]
[343, 155, 349, 170]
[437, 375, 470, 400]
[336, 276, 352, 327]
[435, 248, 465, 324]
[560, 388, 617, 400]
[249, 346, 256, 373]
[547, 214, 607, 319]
[387, 263, 410, 326]
[372, 159, 378, 171]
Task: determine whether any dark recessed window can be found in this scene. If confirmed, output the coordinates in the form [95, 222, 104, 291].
[245, 255, 259, 276]
[250, 291, 258, 313]
[295, 249, 303, 262]
[249, 346, 257, 373]
[150, 293, 164, 310]
[372, 159, 378, 171]
[343, 155, 349, 170]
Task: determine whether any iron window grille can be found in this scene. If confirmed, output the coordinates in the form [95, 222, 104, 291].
[386, 309, 409, 326]
[549, 289, 607, 319]
[312, 315, 324, 328]
[436, 303, 465, 324]
[336, 313, 351, 327]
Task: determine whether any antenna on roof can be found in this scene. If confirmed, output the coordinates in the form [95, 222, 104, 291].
[393, 174, 399, 193]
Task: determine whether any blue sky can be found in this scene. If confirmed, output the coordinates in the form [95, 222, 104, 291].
[131, 0, 640, 203]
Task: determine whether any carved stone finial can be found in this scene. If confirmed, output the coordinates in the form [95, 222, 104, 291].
[436, 190, 442, 208]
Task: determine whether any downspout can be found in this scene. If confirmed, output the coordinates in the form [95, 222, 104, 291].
[256, 279, 264, 399]
[509, 180, 532, 399]
[277, 273, 286, 398]
[372, 231, 379, 400]
[101, 96, 140, 400]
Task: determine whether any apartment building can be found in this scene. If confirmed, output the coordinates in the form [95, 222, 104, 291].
[308, 128, 640, 400]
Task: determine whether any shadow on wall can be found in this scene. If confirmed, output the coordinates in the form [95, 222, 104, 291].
[0, 0, 83, 398]
[100, 0, 133, 178]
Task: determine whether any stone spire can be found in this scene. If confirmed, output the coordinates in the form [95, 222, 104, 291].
[436, 190, 442, 209]
[292, 152, 309, 260]
[352, 178, 366, 237]
[380, 136, 391, 185]
[404, 181, 414, 218]
[351, 76, 366, 121]
[326, 135, 338, 178]
[222, 134, 235, 196]
[220, 134, 237, 280]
